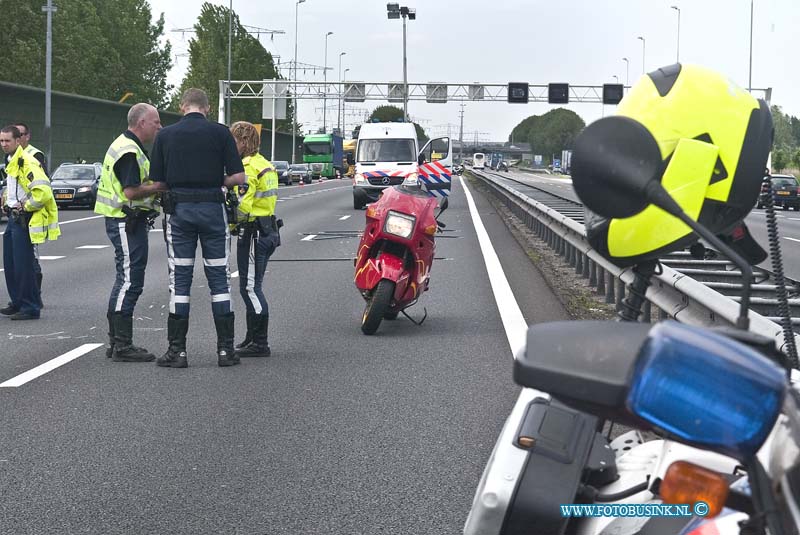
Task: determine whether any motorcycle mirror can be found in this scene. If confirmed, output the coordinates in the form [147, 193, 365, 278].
[572, 116, 755, 331]
[439, 197, 449, 212]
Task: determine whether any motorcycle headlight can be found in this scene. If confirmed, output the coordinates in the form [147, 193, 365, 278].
[402, 173, 419, 186]
[355, 173, 367, 184]
[384, 210, 415, 239]
[77, 186, 92, 193]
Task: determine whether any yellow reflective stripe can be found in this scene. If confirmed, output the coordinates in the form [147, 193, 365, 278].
[95, 194, 125, 209]
[28, 179, 50, 188]
[27, 199, 44, 210]
[49, 223, 59, 230]
[29, 225, 46, 233]
[254, 189, 278, 198]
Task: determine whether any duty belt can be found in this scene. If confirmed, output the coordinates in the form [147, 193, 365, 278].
[170, 190, 225, 203]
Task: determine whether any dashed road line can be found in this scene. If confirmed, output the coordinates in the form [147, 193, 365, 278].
[75, 245, 110, 250]
[39, 256, 66, 260]
[301, 235, 317, 241]
[786, 237, 800, 243]
[339, 215, 351, 221]
[0, 343, 103, 388]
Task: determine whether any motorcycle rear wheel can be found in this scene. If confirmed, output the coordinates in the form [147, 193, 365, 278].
[361, 280, 395, 335]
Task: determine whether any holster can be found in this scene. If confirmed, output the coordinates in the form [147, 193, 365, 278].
[161, 191, 177, 215]
[256, 215, 282, 247]
[122, 206, 160, 234]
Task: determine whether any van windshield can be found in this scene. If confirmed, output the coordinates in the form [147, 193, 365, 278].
[357, 139, 416, 163]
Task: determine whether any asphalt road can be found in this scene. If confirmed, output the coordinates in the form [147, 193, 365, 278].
[0, 177, 569, 534]
[504, 169, 800, 280]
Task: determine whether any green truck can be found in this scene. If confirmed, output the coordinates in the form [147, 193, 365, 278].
[302, 133, 344, 179]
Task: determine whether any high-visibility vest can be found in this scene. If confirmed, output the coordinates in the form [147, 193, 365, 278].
[4, 146, 60, 244]
[24, 144, 43, 159]
[94, 134, 155, 218]
[238, 153, 278, 221]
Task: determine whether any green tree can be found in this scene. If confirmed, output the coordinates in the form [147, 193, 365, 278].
[93, 0, 173, 107]
[176, 3, 292, 128]
[366, 105, 428, 143]
[792, 148, 800, 170]
[0, 0, 172, 106]
[772, 105, 795, 150]
[511, 108, 585, 162]
[772, 148, 788, 172]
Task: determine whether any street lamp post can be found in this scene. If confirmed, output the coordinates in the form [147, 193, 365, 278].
[292, 0, 306, 164]
[637, 36, 646, 74]
[387, 3, 416, 122]
[342, 67, 350, 136]
[612, 75, 619, 83]
[671, 6, 681, 62]
[337, 52, 346, 133]
[42, 0, 56, 167]
[322, 31, 333, 133]
[622, 57, 630, 86]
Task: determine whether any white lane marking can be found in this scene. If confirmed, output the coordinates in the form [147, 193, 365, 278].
[231, 271, 239, 278]
[150, 228, 163, 232]
[58, 215, 104, 225]
[458, 175, 548, 503]
[39, 256, 66, 260]
[75, 245, 109, 250]
[301, 235, 317, 241]
[0, 343, 103, 388]
[339, 215, 351, 221]
[459, 175, 527, 356]
[786, 237, 800, 243]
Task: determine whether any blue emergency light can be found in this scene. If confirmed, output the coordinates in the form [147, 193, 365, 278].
[627, 321, 787, 462]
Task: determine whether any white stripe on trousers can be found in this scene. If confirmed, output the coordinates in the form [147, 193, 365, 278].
[219, 203, 233, 309]
[165, 214, 180, 314]
[114, 222, 131, 312]
[246, 233, 262, 314]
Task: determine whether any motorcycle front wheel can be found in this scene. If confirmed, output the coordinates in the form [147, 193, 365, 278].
[361, 279, 395, 335]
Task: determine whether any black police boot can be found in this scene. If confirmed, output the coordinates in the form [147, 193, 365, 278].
[215, 312, 240, 367]
[111, 313, 155, 362]
[235, 314, 271, 358]
[235, 311, 256, 349]
[106, 311, 115, 358]
[156, 313, 189, 368]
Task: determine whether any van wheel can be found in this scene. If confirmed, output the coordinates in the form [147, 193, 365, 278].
[361, 280, 395, 335]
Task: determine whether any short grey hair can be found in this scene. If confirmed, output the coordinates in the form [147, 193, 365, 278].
[180, 88, 209, 110]
[127, 103, 155, 128]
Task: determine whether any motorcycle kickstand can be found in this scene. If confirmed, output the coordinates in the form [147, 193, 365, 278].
[401, 307, 428, 326]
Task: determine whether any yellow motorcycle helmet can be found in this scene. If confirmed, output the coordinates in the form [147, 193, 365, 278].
[573, 63, 773, 266]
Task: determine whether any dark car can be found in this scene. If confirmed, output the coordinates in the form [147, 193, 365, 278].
[289, 163, 313, 184]
[51, 162, 102, 208]
[758, 174, 800, 210]
[274, 161, 291, 186]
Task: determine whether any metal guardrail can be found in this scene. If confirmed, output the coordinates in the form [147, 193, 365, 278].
[470, 168, 800, 355]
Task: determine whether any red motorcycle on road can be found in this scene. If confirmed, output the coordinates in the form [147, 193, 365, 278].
[354, 183, 449, 335]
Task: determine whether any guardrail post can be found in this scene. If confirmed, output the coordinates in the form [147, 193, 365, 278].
[590, 260, 598, 287]
[592, 262, 606, 295]
[659, 308, 669, 321]
[575, 250, 583, 274]
[605, 272, 615, 304]
[583, 255, 591, 279]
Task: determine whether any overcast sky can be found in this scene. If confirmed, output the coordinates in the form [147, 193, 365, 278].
[150, 0, 799, 143]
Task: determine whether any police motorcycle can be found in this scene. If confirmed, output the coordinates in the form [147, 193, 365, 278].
[464, 63, 799, 535]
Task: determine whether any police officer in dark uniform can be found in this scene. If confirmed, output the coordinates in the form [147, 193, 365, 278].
[149, 88, 246, 368]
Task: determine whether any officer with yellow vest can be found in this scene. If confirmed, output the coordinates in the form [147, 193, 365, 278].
[0, 125, 59, 320]
[15, 123, 47, 308]
[94, 103, 165, 362]
[229, 121, 280, 358]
